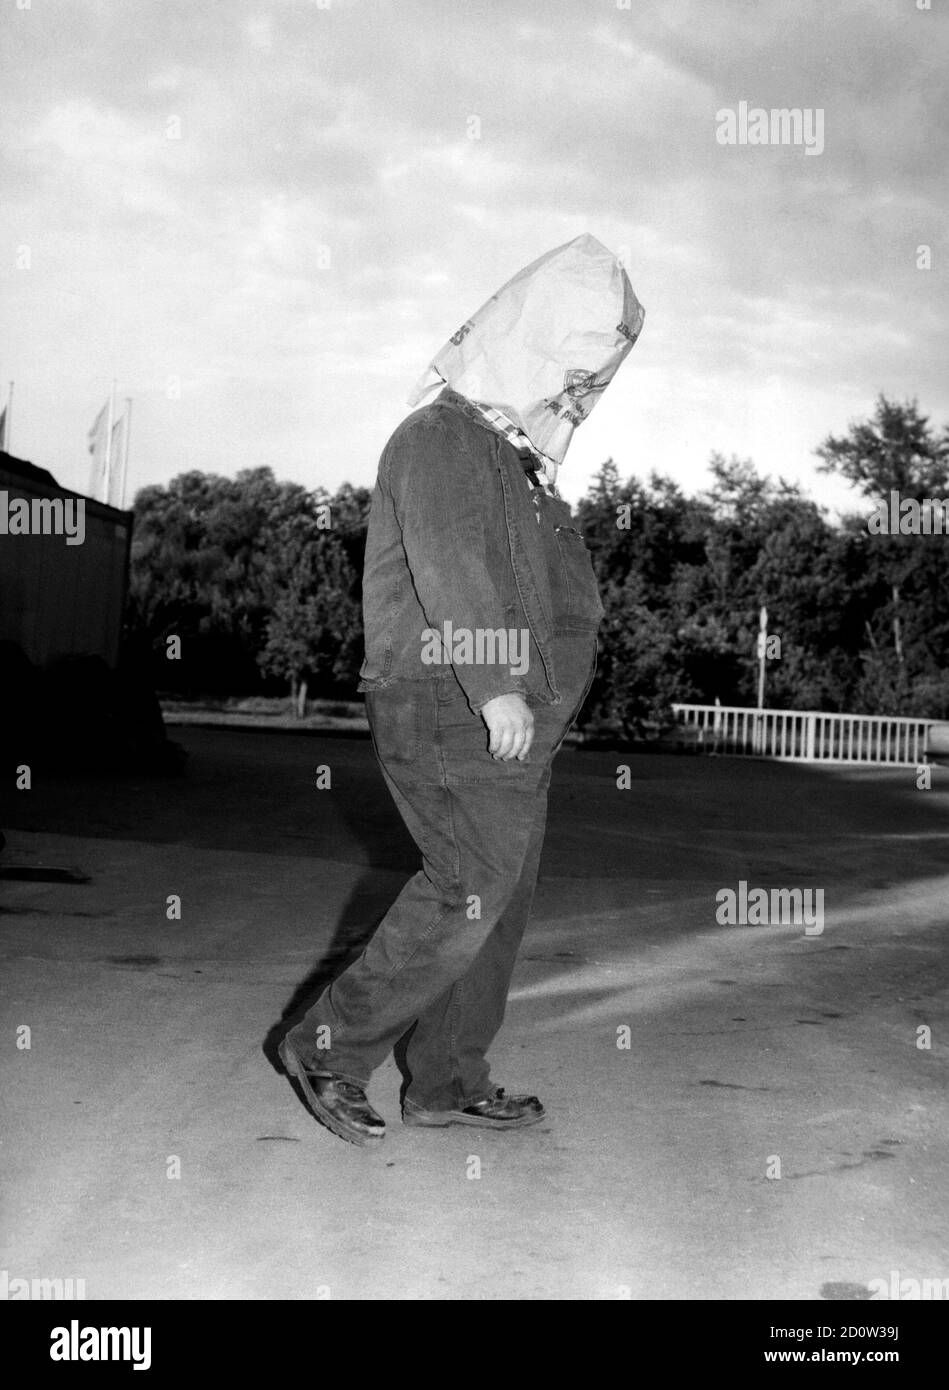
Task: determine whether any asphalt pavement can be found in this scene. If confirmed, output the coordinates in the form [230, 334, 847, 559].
[1, 729, 947, 1299]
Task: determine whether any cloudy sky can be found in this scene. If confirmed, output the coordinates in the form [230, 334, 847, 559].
[2, 0, 946, 513]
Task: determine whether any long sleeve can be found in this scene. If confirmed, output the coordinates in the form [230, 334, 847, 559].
[385, 412, 529, 711]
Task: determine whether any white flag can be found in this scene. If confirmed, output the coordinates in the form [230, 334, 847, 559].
[87, 400, 110, 498]
[107, 413, 127, 508]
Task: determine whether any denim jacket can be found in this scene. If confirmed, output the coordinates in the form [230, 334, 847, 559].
[357, 388, 604, 711]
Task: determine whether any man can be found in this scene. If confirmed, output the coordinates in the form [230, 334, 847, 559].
[280, 233, 644, 1145]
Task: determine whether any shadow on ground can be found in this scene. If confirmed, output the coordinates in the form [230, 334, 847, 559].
[1, 731, 947, 1299]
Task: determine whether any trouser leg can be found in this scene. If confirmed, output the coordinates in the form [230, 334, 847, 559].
[285, 635, 595, 1092]
[285, 679, 548, 1083]
[402, 764, 551, 1109]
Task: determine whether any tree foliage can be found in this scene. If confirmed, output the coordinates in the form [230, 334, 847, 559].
[129, 468, 369, 703]
[127, 397, 949, 727]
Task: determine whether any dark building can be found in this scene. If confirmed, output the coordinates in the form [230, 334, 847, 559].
[0, 450, 131, 669]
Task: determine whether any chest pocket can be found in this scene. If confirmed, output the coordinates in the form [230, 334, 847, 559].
[543, 496, 605, 623]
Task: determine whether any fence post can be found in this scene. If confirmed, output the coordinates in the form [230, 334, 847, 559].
[805, 714, 816, 761]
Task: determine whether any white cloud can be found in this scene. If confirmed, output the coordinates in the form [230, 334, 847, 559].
[243, 14, 274, 51]
[0, 0, 945, 509]
[146, 67, 186, 93]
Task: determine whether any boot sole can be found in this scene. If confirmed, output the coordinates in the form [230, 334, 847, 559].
[278, 1038, 384, 1147]
[403, 1107, 545, 1130]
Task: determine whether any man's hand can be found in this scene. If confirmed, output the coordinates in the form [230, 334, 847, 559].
[480, 692, 535, 762]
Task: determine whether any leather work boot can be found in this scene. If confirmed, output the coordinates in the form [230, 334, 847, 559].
[278, 1036, 384, 1146]
[403, 1086, 545, 1130]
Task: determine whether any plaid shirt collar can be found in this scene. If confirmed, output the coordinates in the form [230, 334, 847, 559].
[470, 403, 559, 494]
[436, 386, 560, 493]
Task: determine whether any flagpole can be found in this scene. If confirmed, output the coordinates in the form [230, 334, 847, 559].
[117, 397, 132, 509]
[4, 381, 13, 453]
[105, 379, 116, 504]
[755, 604, 768, 755]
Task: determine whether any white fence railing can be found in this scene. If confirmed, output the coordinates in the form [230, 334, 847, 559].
[671, 703, 944, 766]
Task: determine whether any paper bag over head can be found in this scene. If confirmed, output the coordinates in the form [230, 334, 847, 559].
[408, 233, 644, 466]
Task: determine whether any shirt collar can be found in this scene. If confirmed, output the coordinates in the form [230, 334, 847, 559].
[436, 388, 559, 492]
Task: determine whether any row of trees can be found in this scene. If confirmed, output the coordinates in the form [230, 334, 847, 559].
[127, 396, 949, 734]
[128, 471, 368, 708]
